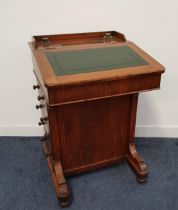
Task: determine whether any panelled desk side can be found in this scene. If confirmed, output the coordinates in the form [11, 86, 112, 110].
[29, 31, 165, 207]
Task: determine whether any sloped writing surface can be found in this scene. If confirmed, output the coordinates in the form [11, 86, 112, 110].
[45, 46, 148, 76]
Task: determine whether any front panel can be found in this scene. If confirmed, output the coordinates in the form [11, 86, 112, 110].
[57, 95, 131, 174]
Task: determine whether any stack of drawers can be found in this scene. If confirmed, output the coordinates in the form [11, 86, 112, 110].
[33, 83, 51, 156]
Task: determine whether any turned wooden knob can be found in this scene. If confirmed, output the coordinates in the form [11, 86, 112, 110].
[36, 104, 44, 109]
[33, 85, 40, 90]
[38, 121, 45, 126]
[37, 95, 45, 101]
[40, 117, 48, 122]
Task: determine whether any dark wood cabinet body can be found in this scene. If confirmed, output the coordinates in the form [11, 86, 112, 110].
[30, 31, 164, 206]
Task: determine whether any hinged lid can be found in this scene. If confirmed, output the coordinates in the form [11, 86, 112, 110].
[29, 31, 164, 87]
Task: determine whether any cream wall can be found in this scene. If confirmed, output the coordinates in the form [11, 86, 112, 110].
[0, 0, 177, 137]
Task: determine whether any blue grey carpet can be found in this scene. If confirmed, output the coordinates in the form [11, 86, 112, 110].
[0, 137, 178, 210]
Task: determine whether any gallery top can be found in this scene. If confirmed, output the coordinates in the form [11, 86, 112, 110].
[29, 31, 165, 87]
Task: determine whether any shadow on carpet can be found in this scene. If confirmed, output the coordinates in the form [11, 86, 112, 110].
[0, 137, 178, 210]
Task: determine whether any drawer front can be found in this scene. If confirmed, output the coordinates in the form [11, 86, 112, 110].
[33, 80, 52, 155]
[47, 73, 162, 105]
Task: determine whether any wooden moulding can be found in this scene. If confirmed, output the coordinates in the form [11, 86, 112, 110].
[64, 156, 127, 175]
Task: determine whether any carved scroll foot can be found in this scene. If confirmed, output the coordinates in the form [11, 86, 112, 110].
[127, 143, 148, 183]
[54, 161, 70, 207]
[42, 140, 70, 207]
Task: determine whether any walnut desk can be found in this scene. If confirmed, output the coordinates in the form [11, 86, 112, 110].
[29, 31, 164, 206]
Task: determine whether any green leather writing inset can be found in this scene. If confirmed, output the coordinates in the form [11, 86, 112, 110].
[45, 46, 148, 76]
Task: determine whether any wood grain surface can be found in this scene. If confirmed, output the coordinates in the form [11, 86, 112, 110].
[30, 31, 164, 206]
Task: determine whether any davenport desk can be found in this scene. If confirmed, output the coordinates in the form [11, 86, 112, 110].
[29, 31, 164, 206]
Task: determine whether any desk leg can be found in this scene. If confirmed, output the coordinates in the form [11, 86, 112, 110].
[127, 143, 148, 182]
[127, 93, 148, 183]
[42, 137, 70, 207]
[47, 107, 70, 206]
[54, 161, 70, 207]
